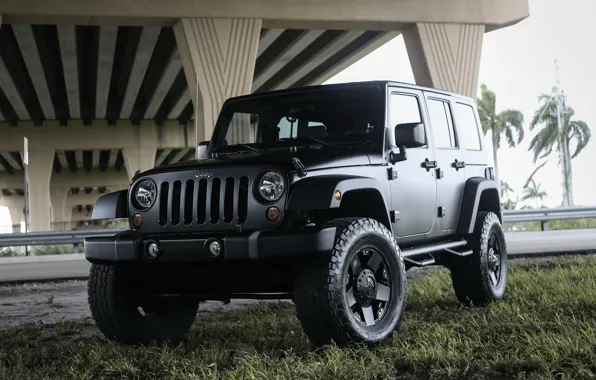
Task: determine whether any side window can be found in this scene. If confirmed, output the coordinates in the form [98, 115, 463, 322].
[455, 103, 482, 150]
[390, 93, 425, 147]
[426, 98, 457, 148]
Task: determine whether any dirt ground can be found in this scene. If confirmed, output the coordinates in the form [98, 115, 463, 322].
[0, 256, 570, 334]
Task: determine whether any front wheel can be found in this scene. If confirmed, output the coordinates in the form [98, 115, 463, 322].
[88, 264, 199, 345]
[450, 211, 508, 306]
[293, 217, 407, 346]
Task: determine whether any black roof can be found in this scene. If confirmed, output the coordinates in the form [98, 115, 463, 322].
[230, 80, 474, 103]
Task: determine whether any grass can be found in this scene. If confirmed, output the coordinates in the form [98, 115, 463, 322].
[2, 256, 596, 379]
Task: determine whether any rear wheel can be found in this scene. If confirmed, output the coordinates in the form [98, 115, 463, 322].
[450, 211, 508, 306]
[88, 263, 199, 345]
[293, 217, 407, 346]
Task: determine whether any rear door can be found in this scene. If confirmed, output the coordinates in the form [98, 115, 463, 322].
[423, 93, 465, 232]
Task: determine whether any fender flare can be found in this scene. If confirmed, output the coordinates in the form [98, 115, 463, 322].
[286, 175, 392, 231]
[91, 190, 128, 220]
[456, 177, 501, 235]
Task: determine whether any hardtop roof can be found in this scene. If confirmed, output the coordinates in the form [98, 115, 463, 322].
[225, 80, 475, 104]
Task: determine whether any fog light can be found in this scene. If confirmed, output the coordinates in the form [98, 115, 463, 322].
[132, 213, 143, 228]
[209, 241, 221, 257]
[147, 242, 159, 259]
[266, 207, 280, 222]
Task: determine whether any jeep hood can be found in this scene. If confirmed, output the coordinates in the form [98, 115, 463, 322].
[140, 148, 371, 177]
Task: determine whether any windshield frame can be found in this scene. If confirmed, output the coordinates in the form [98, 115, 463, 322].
[210, 84, 386, 154]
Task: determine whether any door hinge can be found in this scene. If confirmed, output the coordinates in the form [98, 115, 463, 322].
[438, 206, 446, 218]
[387, 167, 398, 180]
[390, 210, 400, 223]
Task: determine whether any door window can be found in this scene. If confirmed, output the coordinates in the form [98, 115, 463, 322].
[454, 103, 482, 150]
[426, 98, 457, 148]
[390, 93, 425, 147]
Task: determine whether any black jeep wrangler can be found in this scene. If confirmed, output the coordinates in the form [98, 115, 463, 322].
[85, 80, 506, 347]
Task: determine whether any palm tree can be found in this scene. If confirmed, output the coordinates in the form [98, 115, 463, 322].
[500, 180, 514, 200]
[526, 89, 591, 206]
[477, 84, 525, 192]
[521, 179, 548, 209]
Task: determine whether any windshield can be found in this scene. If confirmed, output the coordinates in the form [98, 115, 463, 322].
[212, 85, 384, 152]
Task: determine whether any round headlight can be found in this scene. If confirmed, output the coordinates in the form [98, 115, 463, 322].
[258, 171, 285, 202]
[134, 179, 157, 210]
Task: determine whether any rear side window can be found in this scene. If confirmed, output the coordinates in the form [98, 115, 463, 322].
[426, 98, 457, 148]
[455, 103, 482, 150]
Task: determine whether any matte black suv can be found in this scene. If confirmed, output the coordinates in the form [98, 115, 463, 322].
[85, 81, 506, 347]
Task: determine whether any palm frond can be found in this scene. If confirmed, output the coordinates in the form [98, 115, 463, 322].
[527, 123, 558, 163]
[569, 120, 592, 158]
[523, 160, 549, 188]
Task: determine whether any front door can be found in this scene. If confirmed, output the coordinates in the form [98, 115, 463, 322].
[388, 88, 437, 240]
[423, 93, 465, 232]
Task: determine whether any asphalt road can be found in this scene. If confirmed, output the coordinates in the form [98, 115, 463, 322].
[1, 229, 595, 284]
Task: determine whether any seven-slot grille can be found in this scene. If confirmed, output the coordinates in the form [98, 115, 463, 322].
[157, 176, 250, 226]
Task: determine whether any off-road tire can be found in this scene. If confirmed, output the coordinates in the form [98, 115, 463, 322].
[88, 263, 199, 345]
[293, 217, 407, 346]
[450, 211, 508, 306]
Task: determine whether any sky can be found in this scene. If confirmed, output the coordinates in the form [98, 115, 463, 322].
[1, 0, 595, 230]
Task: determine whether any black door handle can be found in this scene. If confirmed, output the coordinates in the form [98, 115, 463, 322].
[452, 159, 466, 170]
[422, 158, 437, 171]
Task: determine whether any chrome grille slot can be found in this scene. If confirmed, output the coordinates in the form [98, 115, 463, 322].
[157, 175, 249, 228]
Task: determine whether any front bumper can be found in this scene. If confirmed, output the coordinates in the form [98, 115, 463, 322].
[84, 227, 337, 263]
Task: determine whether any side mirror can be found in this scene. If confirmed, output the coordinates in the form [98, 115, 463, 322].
[394, 122, 426, 148]
[197, 141, 210, 160]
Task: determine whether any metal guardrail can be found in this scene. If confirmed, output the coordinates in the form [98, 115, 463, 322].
[0, 206, 595, 248]
[503, 206, 596, 230]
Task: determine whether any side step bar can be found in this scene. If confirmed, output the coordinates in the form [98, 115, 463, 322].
[401, 240, 474, 268]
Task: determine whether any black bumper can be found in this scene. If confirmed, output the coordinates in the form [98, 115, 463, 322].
[84, 227, 337, 263]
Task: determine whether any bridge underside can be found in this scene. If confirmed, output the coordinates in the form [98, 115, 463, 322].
[0, 1, 529, 232]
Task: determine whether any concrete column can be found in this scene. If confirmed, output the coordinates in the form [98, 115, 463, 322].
[0, 195, 23, 232]
[7, 207, 23, 232]
[24, 148, 55, 232]
[50, 188, 68, 231]
[122, 122, 158, 181]
[402, 23, 485, 99]
[174, 17, 262, 143]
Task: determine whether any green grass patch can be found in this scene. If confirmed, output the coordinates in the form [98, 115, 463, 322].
[2, 256, 596, 379]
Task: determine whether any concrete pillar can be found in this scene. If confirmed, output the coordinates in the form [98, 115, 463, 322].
[7, 207, 23, 232]
[122, 122, 158, 181]
[0, 195, 23, 232]
[50, 188, 69, 231]
[24, 148, 54, 232]
[174, 17, 262, 143]
[402, 23, 485, 99]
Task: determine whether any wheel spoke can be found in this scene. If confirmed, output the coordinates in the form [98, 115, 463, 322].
[366, 251, 383, 271]
[351, 256, 362, 273]
[361, 305, 376, 326]
[346, 288, 357, 307]
[375, 283, 390, 302]
[490, 271, 498, 286]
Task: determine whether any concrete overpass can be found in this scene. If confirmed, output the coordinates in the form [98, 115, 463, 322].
[0, 0, 530, 232]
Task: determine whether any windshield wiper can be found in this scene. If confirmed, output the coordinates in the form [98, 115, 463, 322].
[300, 136, 332, 147]
[216, 144, 259, 153]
